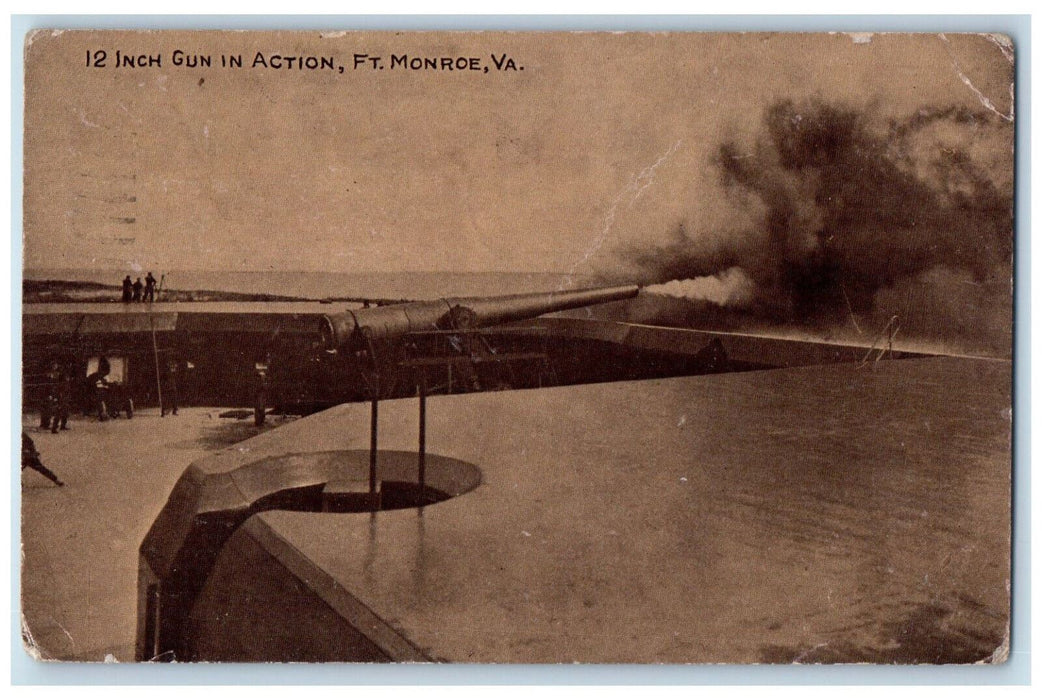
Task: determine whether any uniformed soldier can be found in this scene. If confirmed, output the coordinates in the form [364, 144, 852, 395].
[161, 358, 180, 417]
[49, 368, 72, 433]
[86, 359, 111, 421]
[39, 363, 60, 430]
[21, 432, 64, 487]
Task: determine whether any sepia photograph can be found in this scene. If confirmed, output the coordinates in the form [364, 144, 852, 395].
[19, 28, 1014, 665]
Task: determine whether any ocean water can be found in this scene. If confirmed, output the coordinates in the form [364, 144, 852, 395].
[24, 268, 596, 301]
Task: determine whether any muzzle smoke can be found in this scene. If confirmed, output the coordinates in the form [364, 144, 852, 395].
[645, 267, 756, 307]
[621, 98, 1012, 353]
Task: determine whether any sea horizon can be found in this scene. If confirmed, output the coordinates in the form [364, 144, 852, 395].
[23, 268, 600, 301]
[21, 267, 1012, 360]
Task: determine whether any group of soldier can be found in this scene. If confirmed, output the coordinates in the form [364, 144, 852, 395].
[39, 356, 181, 426]
[23, 356, 182, 488]
[122, 272, 159, 303]
[36, 358, 124, 432]
[84, 357, 136, 422]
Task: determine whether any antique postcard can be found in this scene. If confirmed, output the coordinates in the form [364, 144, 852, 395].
[20, 30, 1013, 664]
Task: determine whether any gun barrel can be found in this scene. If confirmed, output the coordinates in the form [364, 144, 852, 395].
[321, 284, 639, 350]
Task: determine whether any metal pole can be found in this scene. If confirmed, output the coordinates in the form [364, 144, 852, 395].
[150, 315, 163, 414]
[418, 374, 427, 499]
[364, 328, 380, 499]
[369, 397, 378, 496]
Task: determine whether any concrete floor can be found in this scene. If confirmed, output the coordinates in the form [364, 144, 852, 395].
[19, 407, 294, 661]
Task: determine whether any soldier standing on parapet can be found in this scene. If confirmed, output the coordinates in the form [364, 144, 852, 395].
[144, 272, 157, 303]
[132, 277, 143, 302]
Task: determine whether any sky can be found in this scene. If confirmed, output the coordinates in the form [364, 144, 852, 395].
[22, 30, 1013, 276]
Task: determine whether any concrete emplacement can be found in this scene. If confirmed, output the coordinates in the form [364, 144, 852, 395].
[136, 447, 482, 661]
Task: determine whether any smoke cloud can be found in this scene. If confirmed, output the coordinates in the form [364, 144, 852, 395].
[619, 98, 1013, 355]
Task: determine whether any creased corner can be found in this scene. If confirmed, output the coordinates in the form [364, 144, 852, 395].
[984, 627, 1011, 664]
[21, 613, 44, 661]
[984, 33, 1015, 64]
[939, 33, 1014, 123]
